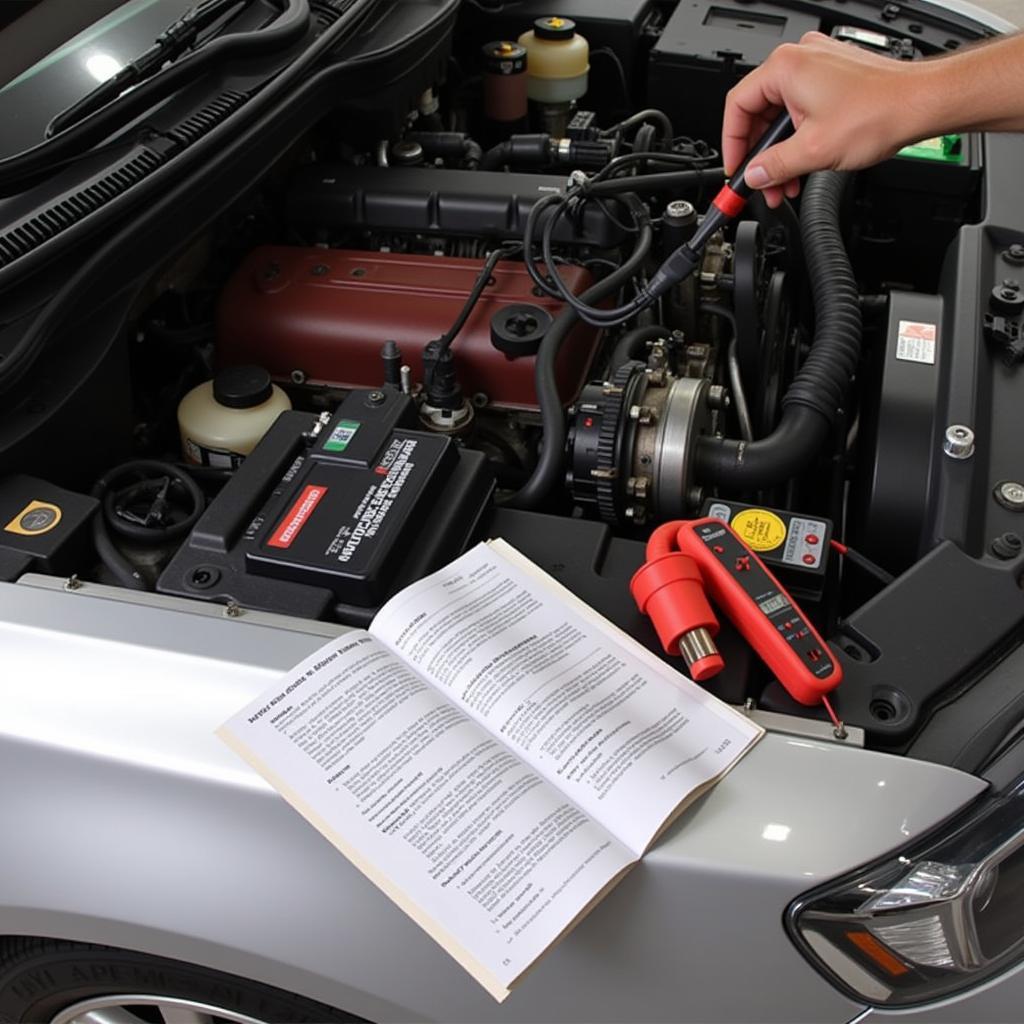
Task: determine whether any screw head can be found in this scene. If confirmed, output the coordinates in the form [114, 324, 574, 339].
[189, 566, 221, 590]
[943, 424, 975, 460]
[367, 390, 386, 405]
[995, 480, 1024, 510]
[225, 601, 242, 618]
[1005, 243, 1024, 265]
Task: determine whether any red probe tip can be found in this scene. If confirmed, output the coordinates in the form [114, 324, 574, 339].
[689, 653, 726, 682]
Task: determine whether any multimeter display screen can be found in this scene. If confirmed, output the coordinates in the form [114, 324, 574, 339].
[758, 593, 790, 616]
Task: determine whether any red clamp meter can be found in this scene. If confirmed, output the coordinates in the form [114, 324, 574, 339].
[631, 518, 842, 706]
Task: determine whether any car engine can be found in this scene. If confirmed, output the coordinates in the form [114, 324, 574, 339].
[1, 0, 1022, 766]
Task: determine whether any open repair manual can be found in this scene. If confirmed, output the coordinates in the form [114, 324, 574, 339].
[219, 539, 762, 1001]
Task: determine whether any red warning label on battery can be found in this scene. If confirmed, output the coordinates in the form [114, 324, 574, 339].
[268, 485, 327, 548]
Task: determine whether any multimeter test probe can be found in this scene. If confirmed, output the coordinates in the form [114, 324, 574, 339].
[632, 518, 845, 727]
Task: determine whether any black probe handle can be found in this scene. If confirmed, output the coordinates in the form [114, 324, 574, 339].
[727, 110, 795, 199]
[644, 111, 796, 301]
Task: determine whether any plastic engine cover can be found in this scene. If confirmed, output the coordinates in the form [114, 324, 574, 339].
[217, 247, 601, 411]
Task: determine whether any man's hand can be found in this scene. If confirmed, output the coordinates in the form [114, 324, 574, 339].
[725, 29, 1024, 208]
[722, 32, 930, 207]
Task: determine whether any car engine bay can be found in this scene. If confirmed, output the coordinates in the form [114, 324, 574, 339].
[1, 0, 1023, 767]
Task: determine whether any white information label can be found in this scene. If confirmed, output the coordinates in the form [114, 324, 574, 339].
[896, 320, 937, 364]
[782, 517, 827, 569]
[707, 502, 732, 523]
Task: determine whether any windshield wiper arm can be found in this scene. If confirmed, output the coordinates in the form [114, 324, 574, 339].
[46, 0, 253, 138]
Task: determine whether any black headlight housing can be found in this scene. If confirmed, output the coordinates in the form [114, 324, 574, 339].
[788, 774, 1024, 1007]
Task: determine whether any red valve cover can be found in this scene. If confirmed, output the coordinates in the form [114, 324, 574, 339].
[217, 247, 602, 411]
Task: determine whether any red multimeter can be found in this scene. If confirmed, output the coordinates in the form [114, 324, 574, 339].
[674, 517, 842, 705]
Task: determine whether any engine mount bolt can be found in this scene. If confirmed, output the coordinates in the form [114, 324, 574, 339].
[943, 424, 975, 460]
[994, 480, 1024, 510]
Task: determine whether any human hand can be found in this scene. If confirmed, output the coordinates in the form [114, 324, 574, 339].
[722, 32, 930, 207]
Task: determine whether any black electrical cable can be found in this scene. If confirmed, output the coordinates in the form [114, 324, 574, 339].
[436, 244, 522, 355]
[701, 302, 754, 443]
[502, 234, 653, 510]
[585, 167, 725, 196]
[695, 172, 862, 489]
[601, 108, 674, 145]
[592, 151, 722, 182]
[0, 0, 311, 196]
[539, 194, 653, 326]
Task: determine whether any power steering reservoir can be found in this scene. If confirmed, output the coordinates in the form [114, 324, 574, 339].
[517, 16, 589, 137]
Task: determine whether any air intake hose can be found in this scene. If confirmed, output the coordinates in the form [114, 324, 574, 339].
[695, 171, 861, 489]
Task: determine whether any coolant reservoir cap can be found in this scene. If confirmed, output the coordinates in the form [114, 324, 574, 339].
[213, 365, 274, 409]
[534, 16, 576, 39]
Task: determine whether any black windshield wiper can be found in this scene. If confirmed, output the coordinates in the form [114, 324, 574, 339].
[0, 0, 310, 197]
[46, 0, 253, 138]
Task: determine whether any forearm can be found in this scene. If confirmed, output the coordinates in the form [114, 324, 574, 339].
[910, 32, 1024, 139]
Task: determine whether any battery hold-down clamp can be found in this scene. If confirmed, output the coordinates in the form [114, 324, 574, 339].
[631, 518, 843, 719]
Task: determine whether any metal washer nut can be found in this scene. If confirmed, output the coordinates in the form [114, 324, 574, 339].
[943, 424, 975, 460]
[994, 480, 1024, 511]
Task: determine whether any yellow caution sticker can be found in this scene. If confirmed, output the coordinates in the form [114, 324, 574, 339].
[5, 500, 62, 536]
[731, 508, 786, 552]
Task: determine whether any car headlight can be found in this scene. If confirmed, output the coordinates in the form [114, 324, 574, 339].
[788, 774, 1024, 1007]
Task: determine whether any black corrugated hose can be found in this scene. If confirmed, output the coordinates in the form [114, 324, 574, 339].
[695, 170, 861, 489]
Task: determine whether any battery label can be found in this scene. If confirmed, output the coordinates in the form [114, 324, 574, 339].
[323, 419, 361, 452]
[333, 437, 418, 564]
[267, 485, 328, 548]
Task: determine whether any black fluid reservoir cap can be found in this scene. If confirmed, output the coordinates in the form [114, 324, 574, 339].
[492, 303, 553, 358]
[213, 365, 273, 408]
[534, 16, 576, 40]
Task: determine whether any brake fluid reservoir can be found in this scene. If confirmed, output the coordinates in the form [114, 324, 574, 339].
[518, 17, 588, 135]
[178, 365, 291, 468]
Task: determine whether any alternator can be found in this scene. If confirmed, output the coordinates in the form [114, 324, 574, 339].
[567, 361, 727, 525]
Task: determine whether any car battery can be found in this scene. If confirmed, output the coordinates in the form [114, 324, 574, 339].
[0, 474, 97, 581]
[701, 499, 832, 601]
[247, 417, 456, 603]
[158, 389, 494, 624]
[648, 2, 819, 148]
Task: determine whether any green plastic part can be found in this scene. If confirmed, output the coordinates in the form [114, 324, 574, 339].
[898, 134, 964, 164]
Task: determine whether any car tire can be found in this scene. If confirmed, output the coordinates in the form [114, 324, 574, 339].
[0, 937, 366, 1024]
